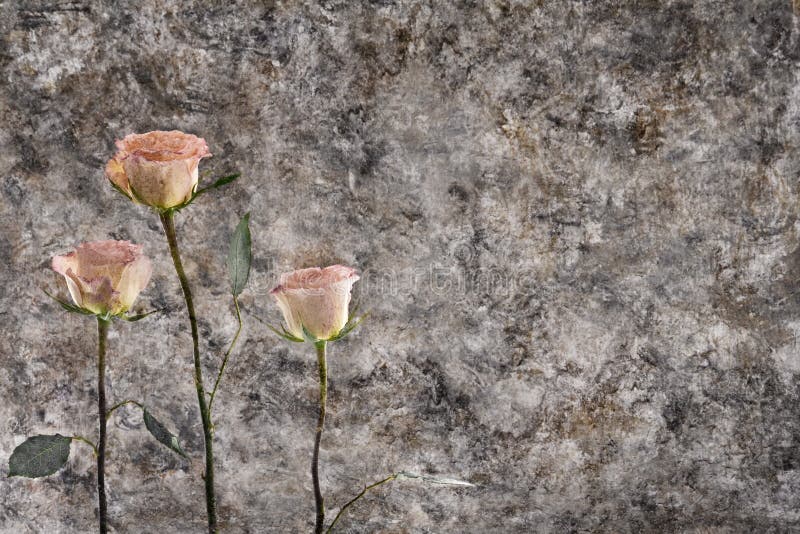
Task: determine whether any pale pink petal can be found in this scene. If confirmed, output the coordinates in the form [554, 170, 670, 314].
[270, 288, 305, 339]
[116, 253, 153, 311]
[123, 156, 198, 209]
[186, 158, 200, 194]
[51, 252, 78, 277]
[116, 130, 211, 162]
[109, 130, 210, 209]
[52, 253, 82, 307]
[63, 269, 84, 309]
[75, 240, 136, 287]
[270, 265, 360, 341]
[105, 156, 133, 199]
[77, 276, 117, 315]
[51, 240, 152, 315]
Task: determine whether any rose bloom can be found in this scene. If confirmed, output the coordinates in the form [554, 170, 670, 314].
[271, 265, 360, 341]
[105, 130, 211, 209]
[52, 241, 153, 316]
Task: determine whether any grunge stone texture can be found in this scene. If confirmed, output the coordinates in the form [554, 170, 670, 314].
[2, 1, 800, 532]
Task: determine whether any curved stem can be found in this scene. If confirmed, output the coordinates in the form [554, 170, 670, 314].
[106, 400, 143, 421]
[313, 341, 328, 534]
[326, 474, 399, 533]
[71, 435, 98, 457]
[160, 211, 218, 534]
[208, 296, 242, 412]
[96, 317, 109, 534]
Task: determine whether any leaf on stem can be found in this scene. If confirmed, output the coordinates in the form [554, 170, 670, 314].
[159, 173, 241, 214]
[395, 471, 475, 486]
[8, 435, 72, 478]
[143, 408, 188, 458]
[227, 213, 252, 297]
[326, 470, 473, 532]
[194, 173, 240, 198]
[120, 309, 162, 322]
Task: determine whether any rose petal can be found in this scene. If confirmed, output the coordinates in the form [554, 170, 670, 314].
[116, 253, 153, 312]
[51, 240, 152, 315]
[105, 156, 132, 199]
[270, 265, 359, 340]
[107, 130, 210, 209]
[124, 157, 198, 209]
[76, 275, 117, 315]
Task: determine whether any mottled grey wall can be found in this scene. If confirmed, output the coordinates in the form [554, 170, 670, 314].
[2, 0, 800, 532]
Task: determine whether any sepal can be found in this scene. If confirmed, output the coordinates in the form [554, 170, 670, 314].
[45, 290, 158, 322]
[160, 173, 240, 214]
[270, 308, 367, 344]
[268, 323, 305, 343]
[302, 326, 319, 343]
[43, 290, 95, 316]
[327, 305, 368, 342]
[108, 179, 135, 202]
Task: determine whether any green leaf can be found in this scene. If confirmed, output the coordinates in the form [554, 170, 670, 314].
[227, 213, 251, 297]
[43, 290, 94, 316]
[160, 173, 241, 214]
[8, 434, 71, 478]
[195, 173, 240, 197]
[120, 309, 162, 322]
[143, 408, 187, 458]
[395, 471, 475, 487]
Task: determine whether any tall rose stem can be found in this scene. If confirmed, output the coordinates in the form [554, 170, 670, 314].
[313, 341, 328, 534]
[159, 211, 218, 534]
[96, 317, 109, 534]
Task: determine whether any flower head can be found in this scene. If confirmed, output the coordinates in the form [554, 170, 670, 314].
[52, 240, 152, 316]
[105, 130, 211, 209]
[270, 265, 360, 341]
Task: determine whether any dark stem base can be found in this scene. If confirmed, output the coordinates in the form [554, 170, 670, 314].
[313, 341, 328, 534]
[97, 317, 109, 534]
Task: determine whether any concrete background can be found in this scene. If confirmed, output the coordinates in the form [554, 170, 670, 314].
[2, 0, 800, 532]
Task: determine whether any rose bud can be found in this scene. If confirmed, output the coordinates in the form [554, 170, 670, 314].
[270, 265, 360, 341]
[52, 240, 153, 316]
[105, 130, 211, 209]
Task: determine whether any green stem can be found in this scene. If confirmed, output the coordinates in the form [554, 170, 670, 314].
[96, 317, 109, 534]
[159, 211, 218, 534]
[325, 474, 399, 533]
[106, 399, 143, 421]
[313, 341, 328, 534]
[71, 435, 98, 457]
[208, 296, 242, 412]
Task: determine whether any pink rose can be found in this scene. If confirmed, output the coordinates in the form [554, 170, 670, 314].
[52, 240, 153, 316]
[270, 265, 360, 341]
[105, 130, 211, 209]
